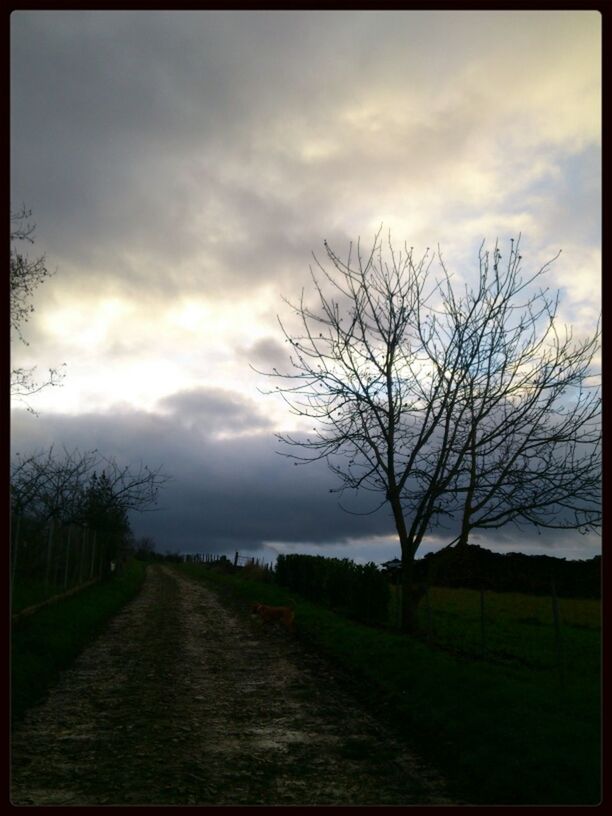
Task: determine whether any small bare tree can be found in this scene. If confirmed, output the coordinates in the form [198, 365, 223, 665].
[10, 207, 66, 412]
[260, 229, 600, 633]
[10, 446, 170, 529]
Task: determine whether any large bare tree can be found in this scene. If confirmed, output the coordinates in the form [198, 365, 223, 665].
[260, 230, 600, 632]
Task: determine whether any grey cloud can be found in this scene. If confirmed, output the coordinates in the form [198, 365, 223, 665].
[9, 11, 544, 299]
[11, 10, 599, 315]
[243, 337, 288, 372]
[10, 403, 600, 560]
[10, 12, 600, 561]
[157, 386, 273, 434]
[11, 12, 358, 267]
[10, 405, 397, 554]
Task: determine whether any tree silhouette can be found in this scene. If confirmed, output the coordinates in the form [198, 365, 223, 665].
[10, 445, 170, 557]
[260, 229, 600, 632]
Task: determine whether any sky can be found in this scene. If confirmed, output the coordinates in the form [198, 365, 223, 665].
[10, 10, 601, 564]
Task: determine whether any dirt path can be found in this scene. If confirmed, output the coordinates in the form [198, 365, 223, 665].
[11, 565, 452, 805]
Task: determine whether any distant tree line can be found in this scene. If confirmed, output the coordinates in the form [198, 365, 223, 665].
[132, 536, 182, 563]
[275, 554, 390, 626]
[411, 546, 601, 599]
[11, 447, 169, 566]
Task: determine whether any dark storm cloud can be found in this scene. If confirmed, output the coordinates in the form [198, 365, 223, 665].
[10, 402, 600, 561]
[157, 387, 273, 434]
[10, 405, 398, 555]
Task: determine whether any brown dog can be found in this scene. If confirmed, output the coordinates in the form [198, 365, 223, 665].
[251, 602, 295, 632]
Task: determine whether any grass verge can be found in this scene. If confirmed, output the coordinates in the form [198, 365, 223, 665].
[176, 564, 601, 806]
[11, 559, 147, 726]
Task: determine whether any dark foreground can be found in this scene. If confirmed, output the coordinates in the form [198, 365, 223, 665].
[11, 565, 452, 805]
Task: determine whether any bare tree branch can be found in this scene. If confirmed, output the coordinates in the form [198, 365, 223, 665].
[257, 230, 601, 632]
[10, 207, 66, 413]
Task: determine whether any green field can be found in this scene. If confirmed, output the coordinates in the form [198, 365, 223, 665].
[389, 585, 601, 680]
[178, 564, 601, 805]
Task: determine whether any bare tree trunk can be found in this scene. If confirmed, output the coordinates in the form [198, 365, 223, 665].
[400, 554, 417, 633]
[456, 522, 470, 550]
[388, 493, 420, 634]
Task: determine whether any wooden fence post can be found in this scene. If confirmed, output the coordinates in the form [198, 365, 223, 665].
[45, 519, 54, 595]
[54, 523, 63, 586]
[80, 526, 88, 584]
[11, 514, 21, 591]
[234, 551, 239, 567]
[89, 531, 97, 579]
[97, 536, 103, 579]
[64, 526, 71, 589]
[551, 576, 566, 690]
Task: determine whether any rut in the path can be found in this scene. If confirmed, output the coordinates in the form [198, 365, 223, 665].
[11, 565, 453, 805]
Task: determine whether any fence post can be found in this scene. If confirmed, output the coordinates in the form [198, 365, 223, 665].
[90, 530, 97, 579]
[64, 525, 72, 589]
[80, 526, 88, 584]
[480, 587, 486, 658]
[11, 513, 21, 591]
[99, 538, 105, 579]
[54, 523, 63, 586]
[234, 551, 239, 567]
[551, 576, 566, 690]
[45, 519, 54, 596]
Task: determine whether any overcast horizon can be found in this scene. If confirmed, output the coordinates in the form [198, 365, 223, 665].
[11, 10, 601, 563]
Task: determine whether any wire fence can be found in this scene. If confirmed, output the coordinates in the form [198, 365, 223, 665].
[11, 513, 122, 618]
[183, 553, 229, 565]
[233, 552, 271, 569]
[388, 583, 600, 688]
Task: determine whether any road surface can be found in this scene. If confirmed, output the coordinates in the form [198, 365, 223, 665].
[11, 565, 452, 805]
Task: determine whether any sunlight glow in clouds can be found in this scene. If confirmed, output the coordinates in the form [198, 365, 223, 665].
[41, 298, 131, 350]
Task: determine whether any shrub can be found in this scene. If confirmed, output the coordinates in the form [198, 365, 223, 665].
[275, 554, 389, 625]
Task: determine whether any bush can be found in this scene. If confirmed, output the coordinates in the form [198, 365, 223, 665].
[241, 562, 274, 582]
[275, 554, 389, 626]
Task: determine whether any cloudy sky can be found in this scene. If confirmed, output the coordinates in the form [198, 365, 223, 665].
[10, 10, 601, 563]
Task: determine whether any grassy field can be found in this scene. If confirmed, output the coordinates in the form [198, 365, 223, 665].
[11, 559, 147, 725]
[177, 564, 601, 806]
[389, 585, 601, 679]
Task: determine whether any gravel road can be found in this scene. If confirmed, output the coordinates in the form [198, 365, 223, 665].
[11, 565, 452, 805]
